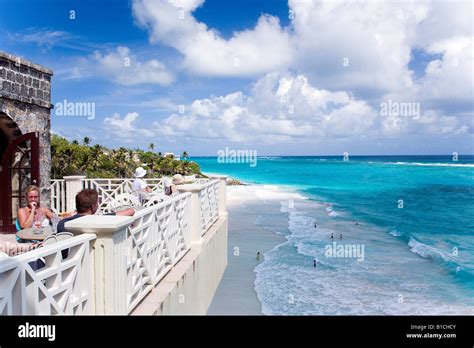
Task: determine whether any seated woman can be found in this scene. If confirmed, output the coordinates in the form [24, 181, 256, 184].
[164, 174, 185, 197]
[132, 167, 152, 204]
[17, 185, 53, 230]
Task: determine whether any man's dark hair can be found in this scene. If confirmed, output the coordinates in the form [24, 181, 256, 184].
[76, 189, 99, 213]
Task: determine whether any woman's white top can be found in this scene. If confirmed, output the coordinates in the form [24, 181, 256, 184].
[132, 178, 147, 192]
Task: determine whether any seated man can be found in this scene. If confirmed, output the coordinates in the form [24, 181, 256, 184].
[57, 189, 135, 233]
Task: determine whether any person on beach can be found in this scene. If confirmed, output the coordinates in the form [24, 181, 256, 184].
[257, 252, 261, 261]
[330, 233, 334, 240]
[17, 185, 54, 229]
[313, 259, 317, 268]
[314, 221, 317, 228]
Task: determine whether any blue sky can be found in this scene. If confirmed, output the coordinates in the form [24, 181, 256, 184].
[0, 0, 472, 155]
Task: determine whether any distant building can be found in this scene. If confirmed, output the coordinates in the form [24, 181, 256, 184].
[163, 152, 180, 161]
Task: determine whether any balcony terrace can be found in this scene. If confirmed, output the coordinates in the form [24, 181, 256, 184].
[0, 175, 228, 315]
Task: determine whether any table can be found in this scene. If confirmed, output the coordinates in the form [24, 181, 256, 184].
[16, 226, 54, 241]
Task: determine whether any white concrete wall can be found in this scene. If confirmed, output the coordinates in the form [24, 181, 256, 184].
[131, 213, 228, 315]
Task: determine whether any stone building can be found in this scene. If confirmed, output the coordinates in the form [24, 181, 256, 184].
[0, 51, 53, 231]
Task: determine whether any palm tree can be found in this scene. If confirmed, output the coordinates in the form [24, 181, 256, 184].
[88, 144, 103, 173]
[181, 151, 189, 160]
[83, 137, 91, 146]
[148, 143, 155, 152]
[113, 148, 129, 177]
[72, 140, 79, 145]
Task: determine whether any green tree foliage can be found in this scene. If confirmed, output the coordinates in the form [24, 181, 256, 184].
[51, 135, 202, 179]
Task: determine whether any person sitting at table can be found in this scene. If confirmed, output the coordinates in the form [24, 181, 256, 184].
[164, 174, 185, 197]
[132, 167, 152, 204]
[17, 185, 53, 230]
[57, 189, 135, 233]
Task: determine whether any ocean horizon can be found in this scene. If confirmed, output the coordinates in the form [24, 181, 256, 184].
[195, 155, 474, 315]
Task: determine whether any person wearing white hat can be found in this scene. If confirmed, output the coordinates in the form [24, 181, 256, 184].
[132, 167, 151, 203]
[164, 174, 185, 197]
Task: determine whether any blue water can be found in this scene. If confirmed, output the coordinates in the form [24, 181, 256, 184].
[193, 155, 474, 314]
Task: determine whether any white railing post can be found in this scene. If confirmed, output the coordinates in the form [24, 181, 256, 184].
[65, 215, 135, 315]
[176, 184, 205, 251]
[210, 175, 227, 216]
[64, 175, 86, 212]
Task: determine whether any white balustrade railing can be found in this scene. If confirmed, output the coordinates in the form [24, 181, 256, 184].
[0, 234, 96, 315]
[0, 175, 229, 315]
[50, 177, 206, 214]
[50, 179, 66, 213]
[82, 178, 167, 213]
[199, 180, 220, 236]
[51, 176, 209, 214]
[120, 193, 191, 313]
[63, 192, 192, 314]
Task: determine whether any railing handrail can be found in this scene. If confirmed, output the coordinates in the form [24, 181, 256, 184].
[131, 191, 191, 218]
[0, 234, 96, 267]
[0, 234, 96, 315]
[42, 176, 226, 315]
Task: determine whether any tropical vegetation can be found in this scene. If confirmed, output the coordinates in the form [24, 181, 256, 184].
[51, 135, 202, 179]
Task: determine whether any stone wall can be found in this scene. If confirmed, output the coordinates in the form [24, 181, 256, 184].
[0, 51, 53, 207]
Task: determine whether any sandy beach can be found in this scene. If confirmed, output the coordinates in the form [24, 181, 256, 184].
[208, 178, 474, 316]
[207, 184, 305, 315]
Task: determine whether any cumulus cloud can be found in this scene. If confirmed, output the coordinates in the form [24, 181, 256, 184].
[150, 71, 472, 147]
[288, 0, 429, 93]
[419, 36, 473, 101]
[91, 46, 174, 85]
[132, 0, 293, 76]
[59, 46, 174, 85]
[152, 73, 378, 143]
[103, 112, 154, 141]
[132, 0, 472, 98]
[107, 0, 472, 152]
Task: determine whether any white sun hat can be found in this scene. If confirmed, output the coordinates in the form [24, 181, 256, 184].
[172, 174, 185, 185]
[134, 167, 147, 178]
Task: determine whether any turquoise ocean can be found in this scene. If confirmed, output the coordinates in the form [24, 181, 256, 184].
[193, 155, 474, 315]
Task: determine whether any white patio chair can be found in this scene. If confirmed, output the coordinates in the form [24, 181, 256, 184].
[56, 232, 74, 241]
[143, 192, 167, 207]
[105, 193, 142, 212]
[43, 235, 57, 246]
